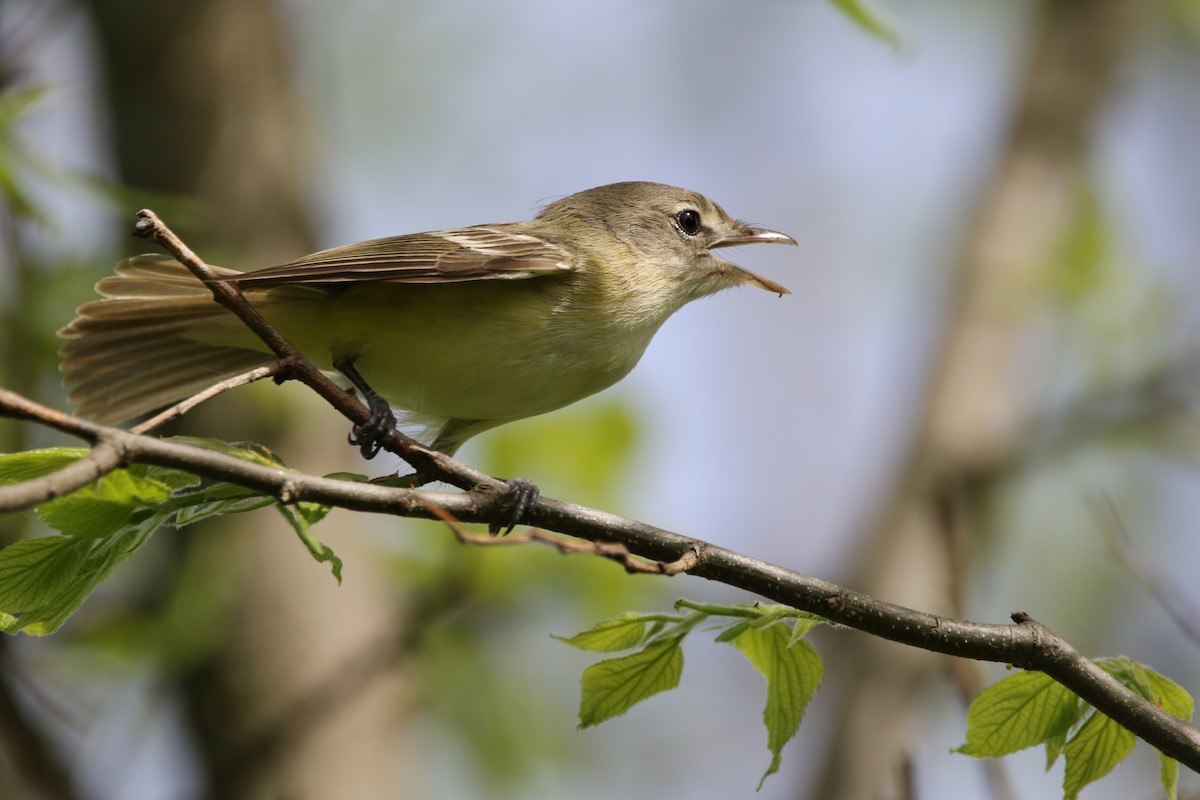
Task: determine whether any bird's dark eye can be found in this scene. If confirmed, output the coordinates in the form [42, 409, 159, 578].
[675, 209, 702, 236]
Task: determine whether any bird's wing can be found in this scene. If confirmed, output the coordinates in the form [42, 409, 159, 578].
[229, 226, 576, 286]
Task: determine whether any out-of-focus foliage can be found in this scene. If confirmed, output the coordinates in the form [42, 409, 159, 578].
[830, 0, 905, 47]
[0, 84, 49, 223]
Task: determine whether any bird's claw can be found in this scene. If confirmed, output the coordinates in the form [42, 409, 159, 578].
[489, 478, 540, 535]
[347, 395, 396, 460]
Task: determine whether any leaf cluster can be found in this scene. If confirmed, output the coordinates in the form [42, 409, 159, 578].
[957, 658, 1194, 799]
[0, 442, 341, 634]
[557, 600, 826, 789]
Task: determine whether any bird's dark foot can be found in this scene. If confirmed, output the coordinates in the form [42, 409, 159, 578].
[334, 355, 396, 460]
[347, 394, 396, 459]
[489, 478, 540, 535]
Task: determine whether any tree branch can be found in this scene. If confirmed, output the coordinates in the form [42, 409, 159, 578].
[1, 387, 1198, 772]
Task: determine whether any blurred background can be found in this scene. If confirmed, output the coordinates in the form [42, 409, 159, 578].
[2, 0, 1199, 798]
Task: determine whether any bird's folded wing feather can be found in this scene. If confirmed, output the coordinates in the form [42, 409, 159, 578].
[228, 226, 576, 285]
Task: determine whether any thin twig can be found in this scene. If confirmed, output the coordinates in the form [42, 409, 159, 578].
[132, 364, 284, 434]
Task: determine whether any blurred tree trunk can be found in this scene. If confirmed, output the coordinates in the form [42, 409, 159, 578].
[812, 0, 1142, 797]
[84, 2, 407, 798]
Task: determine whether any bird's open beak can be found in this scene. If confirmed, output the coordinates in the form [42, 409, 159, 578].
[707, 226, 796, 296]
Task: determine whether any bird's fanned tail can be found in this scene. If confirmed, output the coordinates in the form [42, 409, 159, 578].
[58, 255, 274, 424]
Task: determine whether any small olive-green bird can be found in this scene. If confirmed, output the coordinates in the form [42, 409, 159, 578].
[59, 182, 794, 455]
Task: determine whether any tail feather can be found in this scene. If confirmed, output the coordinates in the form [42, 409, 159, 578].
[69, 348, 270, 424]
[60, 325, 214, 372]
[59, 255, 275, 424]
[64, 336, 227, 385]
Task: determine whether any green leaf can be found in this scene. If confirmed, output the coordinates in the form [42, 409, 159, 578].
[145, 465, 202, 492]
[0, 532, 143, 635]
[788, 617, 824, 645]
[714, 619, 754, 643]
[731, 621, 824, 789]
[295, 499, 334, 529]
[0, 448, 89, 483]
[1140, 666, 1192, 800]
[167, 436, 283, 465]
[1113, 659, 1194, 721]
[37, 466, 173, 538]
[1162, 754, 1178, 800]
[956, 670, 1082, 759]
[556, 612, 667, 652]
[0, 440, 348, 634]
[167, 485, 274, 528]
[275, 502, 342, 583]
[0, 538, 87, 612]
[829, 0, 904, 47]
[578, 636, 684, 727]
[1097, 658, 1192, 800]
[1062, 710, 1135, 800]
[1045, 725, 1069, 771]
[0, 452, 189, 633]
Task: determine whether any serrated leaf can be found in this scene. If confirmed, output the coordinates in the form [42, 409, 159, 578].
[275, 502, 341, 583]
[788, 617, 824, 645]
[732, 621, 824, 789]
[0, 538, 87, 611]
[956, 670, 1082, 759]
[144, 465, 202, 491]
[168, 489, 274, 528]
[1062, 710, 1135, 800]
[0, 448, 178, 538]
[1141, 666, 1192, 800]
[578, 636, 683, 727]
[1122, 660, 1194, 721]
[1098, 658, 1191, 800]
[0, 532, 145, 635]
[295, 500, 333, 529]
[0, 448, 88, 483]
[1045, 726, 1068, 771]
[37, 467, 173, 538]
[556, 613, 666, 652]
[0, 439, 347, 633]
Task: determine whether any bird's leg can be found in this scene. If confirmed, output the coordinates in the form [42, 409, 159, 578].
[333, 355, 396, 459]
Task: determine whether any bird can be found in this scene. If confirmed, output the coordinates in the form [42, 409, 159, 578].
[59, 182, 794, 460]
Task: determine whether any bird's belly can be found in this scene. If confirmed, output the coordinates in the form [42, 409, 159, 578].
[312, 282, 652, 423]
[354, 330, 637, 421]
